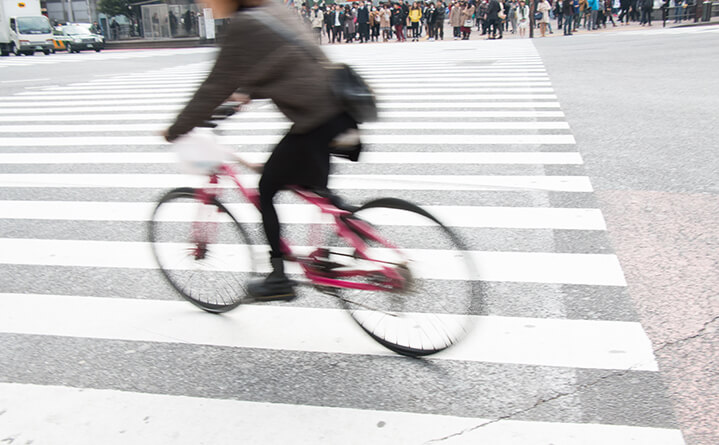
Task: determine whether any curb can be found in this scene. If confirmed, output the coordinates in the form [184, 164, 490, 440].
[105, 38, 217, 50]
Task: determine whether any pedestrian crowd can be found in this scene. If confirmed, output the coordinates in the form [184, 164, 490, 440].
[295, 0, 693, 43]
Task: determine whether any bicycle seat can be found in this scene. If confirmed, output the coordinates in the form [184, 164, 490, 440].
[304, 187, 359, 213]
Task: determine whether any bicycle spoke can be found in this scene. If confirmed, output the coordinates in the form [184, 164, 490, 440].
[149, 188, 253, 313]
[330, 198, 478, 356]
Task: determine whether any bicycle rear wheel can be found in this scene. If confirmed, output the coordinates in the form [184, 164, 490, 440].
[148, 187, 255, 313]
[328, 198, 479, 356]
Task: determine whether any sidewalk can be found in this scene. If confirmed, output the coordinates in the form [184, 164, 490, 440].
[104, 36, 214, 50]
[104, 15, 719, 49]
[460, 14, 719, 40]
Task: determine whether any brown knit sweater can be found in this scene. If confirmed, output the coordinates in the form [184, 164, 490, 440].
[168, 1, 343, 140]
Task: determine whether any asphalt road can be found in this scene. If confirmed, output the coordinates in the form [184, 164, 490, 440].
[534, 27, 719, 445]
[0, 25, 717, 444]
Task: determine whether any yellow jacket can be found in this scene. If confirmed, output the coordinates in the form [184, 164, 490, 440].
[409, 8, 422, 22]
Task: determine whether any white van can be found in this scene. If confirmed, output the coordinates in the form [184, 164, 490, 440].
[0, 0, 54, 56]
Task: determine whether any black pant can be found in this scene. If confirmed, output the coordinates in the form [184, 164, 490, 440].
[489, 18, 502, 37]
[332, 25, 343, 42]
[641, 9, 652, 24]
[434, 21, 444, 39]
[358, 22, 370, 41]
[619, 7, 630, 22]
[259, 113, 357, 258]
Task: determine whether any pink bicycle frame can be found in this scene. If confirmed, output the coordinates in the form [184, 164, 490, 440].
[189, 161, 408, 292]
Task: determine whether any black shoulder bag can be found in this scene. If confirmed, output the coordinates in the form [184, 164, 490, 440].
[244, 10, 378, 124]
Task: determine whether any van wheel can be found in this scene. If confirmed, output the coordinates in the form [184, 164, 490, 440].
[95, 49, 101, 52]
[43, 49, 50, 55]
[10, 43, 20, 56]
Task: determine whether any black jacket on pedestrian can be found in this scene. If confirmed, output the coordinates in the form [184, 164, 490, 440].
[562, 0, 575, 14]
[487, 0, 501, 19]
[358, 5, 370, 23]
[391, 7, 405, 25]
[426, 7, 438, 24]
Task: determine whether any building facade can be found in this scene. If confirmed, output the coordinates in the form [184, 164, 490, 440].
[42, 0, 205, 40]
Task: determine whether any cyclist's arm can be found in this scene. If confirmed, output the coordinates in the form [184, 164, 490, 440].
[166, 23, 247, 142]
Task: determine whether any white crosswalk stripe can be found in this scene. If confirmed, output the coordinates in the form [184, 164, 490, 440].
[0, 47, 217, 69]
[0, 41, 684, 444]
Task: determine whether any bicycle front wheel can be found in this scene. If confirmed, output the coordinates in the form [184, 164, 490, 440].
[148, 187, 255, 313]
[331, 198, 479, 357]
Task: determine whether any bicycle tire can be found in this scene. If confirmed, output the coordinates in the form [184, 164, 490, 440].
[148, 187, 255, 313]
[329, 198, 478, 357]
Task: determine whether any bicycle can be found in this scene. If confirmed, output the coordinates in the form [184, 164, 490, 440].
[148, 109, 479, 357]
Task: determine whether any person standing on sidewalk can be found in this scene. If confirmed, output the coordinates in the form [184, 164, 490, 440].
[460, 2, 475, 39]
[380, 4, 392, 41]
[434, 2, 446, 39]
[640, 0, 653, 25]
[331, 5, 344, 42]
[449, 0, 464, 38]
[619, 0, 630, 23]
[370, 6, 381, 41]
[661, 0, 670, 26]
[517, 0, 530, 36]
[508, 0, 518, 34]
[487, 0, 502, 38]
[587, 0, 599, 29]
[478, 0, 489, 33]
[392, 3, 407, 41]
[674, 0, 684, 22]
[630, 0, 640, 21]
[573, 0, 581, 29]
[603, 0, 617, 26]
[310, 4, 324, 43]
[555, 0, 564, 29]
[426, 3, 439, 39]
[357, 1, 370, 42]
[562, 0, 574, 33]
[408, 3, 422, 41]
[537, 0, 552, 36]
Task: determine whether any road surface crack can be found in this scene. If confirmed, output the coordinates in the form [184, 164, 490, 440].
[424, 367, 634, 443]
[653, 314, 719, 354]
[426, 315, 719, 443]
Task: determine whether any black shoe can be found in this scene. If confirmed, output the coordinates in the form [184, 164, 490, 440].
[247, 257, 297, 302]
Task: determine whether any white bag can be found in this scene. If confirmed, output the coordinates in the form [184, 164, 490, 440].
[172, 128, 234, 175]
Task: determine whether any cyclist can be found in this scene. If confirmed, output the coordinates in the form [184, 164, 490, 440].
[163, 0, 359, 302]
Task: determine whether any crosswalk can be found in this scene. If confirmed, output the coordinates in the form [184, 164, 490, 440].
[0, 41, 685, 444]
[0, 47, 216, 69]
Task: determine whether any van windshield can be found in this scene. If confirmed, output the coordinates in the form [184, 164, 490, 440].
[17, 17, 52, 34]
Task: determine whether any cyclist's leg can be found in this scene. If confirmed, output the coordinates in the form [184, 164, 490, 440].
[259, 112, 357, 255]
[251, 134, 317, 301]
[259, 133, 329, 257]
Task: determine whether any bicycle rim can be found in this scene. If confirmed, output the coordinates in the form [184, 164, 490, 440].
[148, 187, 254, 313]
[331, 198, 479, 356]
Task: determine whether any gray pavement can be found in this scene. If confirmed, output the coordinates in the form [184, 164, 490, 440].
[535, 27, 719, 445]
[0, 26, 716, 443]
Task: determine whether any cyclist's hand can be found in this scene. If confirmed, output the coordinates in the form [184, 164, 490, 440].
[160, 128, 175, 143]
[227, 93, 251, 108]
